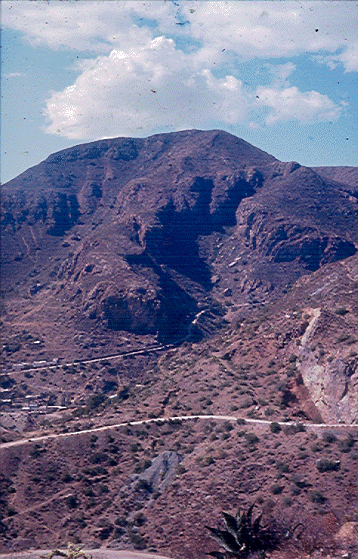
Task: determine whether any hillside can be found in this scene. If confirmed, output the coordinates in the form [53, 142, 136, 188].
[1, 130, 357, 558]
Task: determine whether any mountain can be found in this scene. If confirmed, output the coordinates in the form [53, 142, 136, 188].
[1, 130, 358, 558]
[1, 130, 357, 349]
[313, 166, 358, 194]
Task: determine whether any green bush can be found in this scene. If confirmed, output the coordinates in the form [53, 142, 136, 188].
[310, 491, 326, 504]
[6, 506, 17, 517]
[87, 393, 106, 410]
[135, 479, 152, 493]
[310, 442, 323, 452]
[114, 526, 125, 538]
[322, 432, 336, 444]
[0, 375, 15, 389]
[30, 444, 46, 458]
[335, 307, 349, 316]
[284, 423, 305, 435]
[336, 333, 354, 343]
[337, 435, 355, 453]
[134, 512, 146, 526]
[90, 434, 98, 446]
[89, 452, 108, 464]
[65, 495, 78, 509]
[270, 422, 281, 434]
[275, 461, 289, 473]
[99, 523, 113, 540]
[62, 473, 72, 483]
[270, 484, 284, 495]
[315, 458, 340, 472]
[245, 433, 259, 445]
[128, 527, 147, 550]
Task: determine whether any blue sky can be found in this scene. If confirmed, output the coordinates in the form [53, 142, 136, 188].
[2, 1, 358, 184]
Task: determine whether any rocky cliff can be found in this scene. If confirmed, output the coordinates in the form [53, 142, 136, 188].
[2, 130, 357, 344]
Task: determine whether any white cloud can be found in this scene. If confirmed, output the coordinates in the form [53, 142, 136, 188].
[183, 2, 358, 72]
[201, 70, 249, 124]
[2, 1, 173, 52]
[3, 1, 358, 71]
[44, 37, 250, 139]
[336, 42, 358, 73]
[44, 32, 341, 139]
[4, 72, 25, 78]
[3, 1, 351, 139]
[312, 55, 339, 71]
[313, 42, 358, 73]
[255, 86, 341, 125]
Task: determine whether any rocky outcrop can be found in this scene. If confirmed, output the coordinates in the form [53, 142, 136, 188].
[82, 278, 197, 341]
[334, 522, 358, 548]
[297, 308, 358, 424]
[298, 354, 358, 424]
[131, 451, 181, 493]
[237, 208, 356, 272]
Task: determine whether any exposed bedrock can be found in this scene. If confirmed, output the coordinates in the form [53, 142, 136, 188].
[298, 353, 358, 424]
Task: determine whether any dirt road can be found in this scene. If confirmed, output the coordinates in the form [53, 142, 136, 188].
[1, 413, 357, 451]
[0, 550, 172, 559]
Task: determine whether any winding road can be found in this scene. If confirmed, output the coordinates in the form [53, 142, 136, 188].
[6, 344, 177, 376]
[2, 307, 357, 451]
[1, 413, 357, 451]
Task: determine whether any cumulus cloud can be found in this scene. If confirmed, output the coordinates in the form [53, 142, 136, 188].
[313, 43, 358, 73]
[44, 32, 341, 139]
[255, 86, 341, 125]
[44, 37, 250, 139]
[336, 42, 358, 73]
[3, 1, 351, 139]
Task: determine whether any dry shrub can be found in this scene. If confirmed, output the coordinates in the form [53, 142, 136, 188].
[282, 513, 338, 556]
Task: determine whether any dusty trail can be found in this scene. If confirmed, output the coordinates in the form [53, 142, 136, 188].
[1, 488, 77, 521]
[6, 344, 177, 376]
[1, 413, 357, 451]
